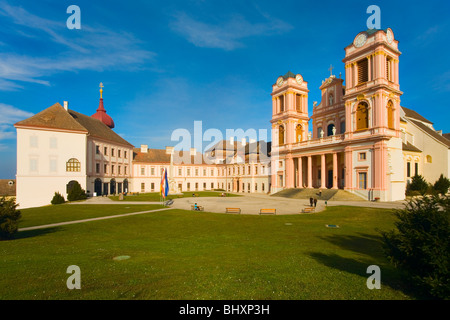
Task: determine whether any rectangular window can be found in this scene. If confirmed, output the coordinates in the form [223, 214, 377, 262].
[195, 183, 198, 191]
[50, 137, 57, 149]
[141, 167, 145, 175]
[151, 183, 155, 191]
[141, 183, 145, 192]
[124, 151, 127, 159]
[358, 172, 368, 190]
[195, 168, 199, 176]
[203, 169, 207, 176]
[30, 159, 37, 171]
[279, 95, 285, 112]
[407, 162, 411, 178]
[211, 169, 214, 176]
[104, 147, 108, 155]
[187, 168, 191, 176]
[30, 136, 38, 148]
[262, 183, 265, 191]
[118, 166, 121, 175]
[96, 163, 100, 174]
[255, 184, 258, 191]
[415, 163, 419, 176]
[211, 183, 214, 189]
[296, 94, 302, 112]
[118, 150, 121, 158]
[178, 168, 182, 176]
[104, 164, 108, 174]
[151, 167, 155, 176]
[187, 183, 191, 190]
[111, 165, 115, 174]
[111, 148, 115, 157]
[124, 166, 127, 175]
[203, 183, 206, 189]
[255, 166, 258, 175]
[359, 152, 367, 161]
[49, 159, 57, 173]
[357, 58, 369, 84]
[96, 145, 100, 154]
[386, 57, 392, 81]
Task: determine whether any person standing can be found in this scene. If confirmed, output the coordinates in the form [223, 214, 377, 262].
[309, 197, 314, 207]
[314, 198, 317, 208]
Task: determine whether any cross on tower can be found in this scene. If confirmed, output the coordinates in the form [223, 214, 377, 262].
[329, 64, 334, 76]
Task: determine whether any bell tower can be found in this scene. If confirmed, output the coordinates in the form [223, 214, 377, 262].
[270, 71, 310, 148]
[342, 28, 402, 138]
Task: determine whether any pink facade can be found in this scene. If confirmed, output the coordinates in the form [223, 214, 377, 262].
[271, 28, 406, 201]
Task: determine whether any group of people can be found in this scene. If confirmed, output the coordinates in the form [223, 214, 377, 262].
[309, 197, 318, 208]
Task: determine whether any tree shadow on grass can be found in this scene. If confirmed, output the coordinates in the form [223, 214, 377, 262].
[13, 227, 62, 240]
[308, 232, 427, 299]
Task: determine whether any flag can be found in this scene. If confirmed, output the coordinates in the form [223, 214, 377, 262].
[160, 168, 166, 198]
[164, 169, 169, 198]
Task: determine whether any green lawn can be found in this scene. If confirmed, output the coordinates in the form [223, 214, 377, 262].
[109, 191, 241, 202]
[18, 204, 164, 228]
[0, 205, 421, 300]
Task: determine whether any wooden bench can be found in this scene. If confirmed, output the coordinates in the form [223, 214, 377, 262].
[225, 208, 241, 214]
[259, 208, 276, 215]
[302, 207, 315, 213]
[191, 205, 204, 211]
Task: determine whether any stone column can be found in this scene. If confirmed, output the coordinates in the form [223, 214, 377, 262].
[332, 152, 338, 189]
[307, 156, 313, 188]
[298, 157, 303, 188]
[286, 155, 295, 189]
[321, 154, 326, 189]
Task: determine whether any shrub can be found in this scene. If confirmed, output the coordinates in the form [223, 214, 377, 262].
[0, 197, 22, 240]
[67, 181, 87, 202]
[51, 192, 66, 205]
[381, 195, 450, 299]
[407, 174, 429, 196]
[434, 174, 450, 195]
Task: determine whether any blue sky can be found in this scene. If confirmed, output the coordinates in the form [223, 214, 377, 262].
[0, 0, 449, 178]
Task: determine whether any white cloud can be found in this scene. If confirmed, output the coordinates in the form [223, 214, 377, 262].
[170, 12, 292, 50]
[0, 3, 156, 91]
[0, 103, 34, 141]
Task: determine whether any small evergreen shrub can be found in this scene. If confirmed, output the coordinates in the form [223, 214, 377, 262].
[434, 174, 450, 195]
[381, 195, 450, 299]
[67, 181, 87, 202]
[51, 192, 66, 205]
[0, 197, 22, 240]
[407, 174, 429, 196]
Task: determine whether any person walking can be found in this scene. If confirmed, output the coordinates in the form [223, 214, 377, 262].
[313, 198, 317, 208]
[309, 197, 314, 207]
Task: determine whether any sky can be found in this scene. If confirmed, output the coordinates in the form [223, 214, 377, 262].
[0, 0, 449, 178]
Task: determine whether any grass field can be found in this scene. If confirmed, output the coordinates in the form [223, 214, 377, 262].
[109, 191, 241, 202]
[0, 204, 421, 300]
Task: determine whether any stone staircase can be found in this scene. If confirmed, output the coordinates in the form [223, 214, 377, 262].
[272, 188, 366, 201]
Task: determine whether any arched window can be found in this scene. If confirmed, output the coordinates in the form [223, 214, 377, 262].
[279, 125, 285, 145]
[340, 121, 346, 134]
[296, 124, 303, 143]
[356, 102, 369, 130]
[387, 100, 395, 129]
[327, 124, 335, 136]
[94, 178, 102, 196]
[66, 158, 81, 172]
[317, 127, 323, 138]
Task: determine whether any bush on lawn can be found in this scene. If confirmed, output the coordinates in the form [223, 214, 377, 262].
[51, 192, 66, 205]
[381, 195, 450, 299]
[0, 197, 22, 240]
[407, 174, 429, 196]
[67, 181, 87, 202]
[434, 174, 450, 195]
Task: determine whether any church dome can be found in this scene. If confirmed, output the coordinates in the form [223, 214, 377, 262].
[91, 83, 115, 129]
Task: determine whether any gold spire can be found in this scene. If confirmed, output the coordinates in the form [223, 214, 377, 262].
[99, 82, 104, 99]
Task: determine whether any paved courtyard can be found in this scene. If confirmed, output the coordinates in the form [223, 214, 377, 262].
[78, 193, 407, 215]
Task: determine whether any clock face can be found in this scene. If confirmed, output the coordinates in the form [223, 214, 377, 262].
[295, 74, 303, 85]
[277, 77, 284, 87]
[387, 29, 394, 44]
[354, 33, 367, 48]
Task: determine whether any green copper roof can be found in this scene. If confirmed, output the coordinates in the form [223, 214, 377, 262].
[282, 71, 296, 80]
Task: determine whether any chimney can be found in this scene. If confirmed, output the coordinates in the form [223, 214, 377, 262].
[140, 144, 148, 153]
[63, 101, 68, 111]
[190, 148, 196, 156]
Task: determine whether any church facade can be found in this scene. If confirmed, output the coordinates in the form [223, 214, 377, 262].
[270, 28, 450, 201]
